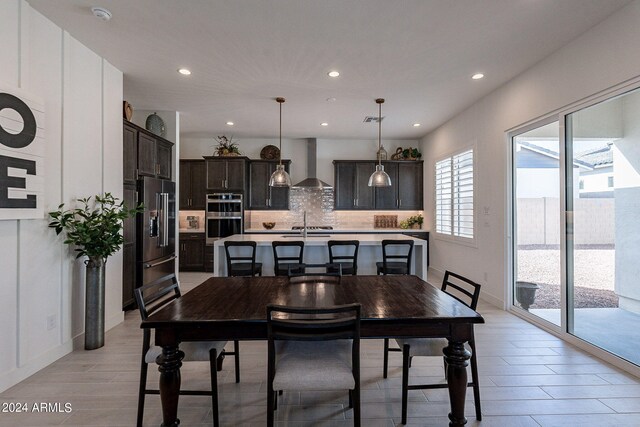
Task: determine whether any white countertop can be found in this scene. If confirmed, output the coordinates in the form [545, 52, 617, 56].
[214, 233, 426, 246]
[244, 228, 428, 233]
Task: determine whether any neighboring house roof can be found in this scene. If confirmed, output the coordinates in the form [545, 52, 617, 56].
[518, 141, 593, 169]
[576, 144, 613, 167]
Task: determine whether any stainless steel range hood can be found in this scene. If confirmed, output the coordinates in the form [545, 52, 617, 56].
[292, 138, 332, 189]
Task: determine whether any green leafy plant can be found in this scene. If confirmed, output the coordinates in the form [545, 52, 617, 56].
[399, 214, 424, 229]
[214, 135, 241, 156]
[402, 147, 422, 160]
[48, 193, 143, 260]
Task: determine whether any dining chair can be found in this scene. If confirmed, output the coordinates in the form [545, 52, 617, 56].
[134, 275, 239, 427]
[327, 240, 360, 275]
[376, 239, 414, 275]
[224, 240, 262, 277]
[383, 271, 482, 424]
[267, 303, 361, 427]
[272, 240, 305, 276]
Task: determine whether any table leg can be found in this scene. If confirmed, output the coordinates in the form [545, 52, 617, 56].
[157, 345, 183, 427]
[443, 340, 471, 427]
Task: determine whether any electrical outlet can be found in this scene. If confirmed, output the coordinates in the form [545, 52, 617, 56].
[46, 315, 56, 331]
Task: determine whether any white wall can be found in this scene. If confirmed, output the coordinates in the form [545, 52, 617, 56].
[421, 0, 640, 306]
[0, 0, 124, 391]
[181, 137, 418, 186]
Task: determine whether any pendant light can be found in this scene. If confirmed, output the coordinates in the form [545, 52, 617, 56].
[269, 97, 292, 187]
[368, 98, 392, 187]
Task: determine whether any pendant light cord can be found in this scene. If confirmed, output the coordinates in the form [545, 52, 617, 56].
[376, 98, 384, 166]
[276, 97, 285, 166]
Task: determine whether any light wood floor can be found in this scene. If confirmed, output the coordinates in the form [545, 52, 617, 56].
[2, 272, 640, 426]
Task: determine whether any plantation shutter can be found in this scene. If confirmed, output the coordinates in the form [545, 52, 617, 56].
[435, 149, 474, 239]
[435, 158, 452, 234]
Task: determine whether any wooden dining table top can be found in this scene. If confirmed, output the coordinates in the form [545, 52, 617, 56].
[142, 275, 484, 341]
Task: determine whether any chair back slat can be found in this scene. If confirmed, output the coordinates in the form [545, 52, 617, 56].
[134, 275, 181, 320]
[267, 304, 361, 342]
[441, 270, 481, 310]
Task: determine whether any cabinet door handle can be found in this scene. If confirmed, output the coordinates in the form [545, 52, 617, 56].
[356, 198, 359, 206]
[353, 198, 356, 207]
[266, 198, 269, 207]
[399, 199, 402, 207]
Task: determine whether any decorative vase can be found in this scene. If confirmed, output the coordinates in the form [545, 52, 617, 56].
[84, 257, 106, 350]
[515, 281, 540, 311]
[145, 112, 166, 137]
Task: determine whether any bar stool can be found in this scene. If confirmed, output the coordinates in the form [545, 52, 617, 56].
[327, 240, 360, 275]
[272, 241, 304, 276]
[224, 241, 262, 277]
[376, 239, 414, 275]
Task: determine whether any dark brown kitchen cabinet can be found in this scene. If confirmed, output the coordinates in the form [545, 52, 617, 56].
[123, 123, 138, 185]
[333, 160, 423, 210]
[248, 160, 291, 210]
[204, 245, 214, 272]
[122, 185, 137, 309]
[375, 161, 423, 210]
[334, 161, 375, 210]
[179, 233, 205, 271]
[125, 119, 174, 180]
[205, 157, 247, 191]
[179, 160, 206, 210]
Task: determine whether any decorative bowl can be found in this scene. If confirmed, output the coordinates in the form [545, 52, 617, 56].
[262, 222, 276, 230]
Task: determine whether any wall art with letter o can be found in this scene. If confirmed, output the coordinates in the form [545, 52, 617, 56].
[0, 84, 45, 220]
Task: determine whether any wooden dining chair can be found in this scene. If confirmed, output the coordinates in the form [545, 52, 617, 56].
[267, 303, 361, 427]
[383, 271, 482, 424]
[376, 239, 414, 275]
[287, 262, 342, 282]
[134, 275, 239, 427]
[328, 240, 360, 275]
[272, 240, 305, 276]
[224, 240, 262, 277]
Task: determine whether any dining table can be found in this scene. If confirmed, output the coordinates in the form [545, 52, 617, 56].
[141, 274, 485, 427]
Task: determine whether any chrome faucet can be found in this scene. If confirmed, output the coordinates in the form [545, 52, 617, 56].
[302, 210, 307, 238]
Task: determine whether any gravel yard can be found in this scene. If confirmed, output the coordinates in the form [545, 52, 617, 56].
[516, 248, 618, 308]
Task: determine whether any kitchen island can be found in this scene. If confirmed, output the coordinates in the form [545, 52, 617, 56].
[213, 233, 428, 279]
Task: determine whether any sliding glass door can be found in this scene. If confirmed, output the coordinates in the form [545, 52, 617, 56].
[511, 84, 640, 367]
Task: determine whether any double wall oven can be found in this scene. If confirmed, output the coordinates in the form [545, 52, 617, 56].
[206, 193, 243, 244]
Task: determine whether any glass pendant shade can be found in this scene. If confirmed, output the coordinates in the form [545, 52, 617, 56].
[269, 164, 292, 187]
[368, 164, 392, 187]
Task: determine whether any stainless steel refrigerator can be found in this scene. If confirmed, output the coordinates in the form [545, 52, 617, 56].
[137, 176, 176, 288]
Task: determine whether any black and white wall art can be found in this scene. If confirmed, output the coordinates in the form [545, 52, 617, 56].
[0, 84, 45, 220]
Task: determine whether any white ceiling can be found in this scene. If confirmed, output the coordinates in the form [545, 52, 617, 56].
[28, 0, 630, 140]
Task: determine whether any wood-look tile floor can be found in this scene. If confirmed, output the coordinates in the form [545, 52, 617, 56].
[2, 272, 639, 426]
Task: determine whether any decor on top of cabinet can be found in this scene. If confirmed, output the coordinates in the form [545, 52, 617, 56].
[48, 193, 143, 350]
[123, 101, 133, 121]
[214, 135, 242, 156]
[145, 112, 166, 137]
[391, 147, 422, 160]
[399, 214, 423, 229]
[260, 144, 280, 160]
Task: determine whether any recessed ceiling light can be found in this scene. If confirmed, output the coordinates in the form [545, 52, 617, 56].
[91, 6, 112, 22]
[226, 121, 234, 126]
[326, 97, 337, 102]
[413, 123, 421, 127]
[327, 71, 340, 78]
[178, 68, 191, 75]
[472, 73, 484, 80]
[320, 122, 329, 126]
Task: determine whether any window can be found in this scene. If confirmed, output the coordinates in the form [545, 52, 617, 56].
[435, 148, 474, 239]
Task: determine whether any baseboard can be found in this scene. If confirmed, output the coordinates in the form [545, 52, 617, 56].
[72, 311, 125, 351]
[479, 291, 504, 309]
[0, 341, 73, 393]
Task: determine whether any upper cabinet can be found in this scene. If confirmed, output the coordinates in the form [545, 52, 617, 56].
[205, 157, 247, 191]
[248, 160, 291, 210]
[334, 161, 375, 210]
[123, 120, 174, 181]
[333, 160, 423, 210]
[179, 160, 207, 210]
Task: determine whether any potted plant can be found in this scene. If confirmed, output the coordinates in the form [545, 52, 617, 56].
[49, 193, 142, 350]
[399, 214, 424, 229]
[214, 135, 242, 156]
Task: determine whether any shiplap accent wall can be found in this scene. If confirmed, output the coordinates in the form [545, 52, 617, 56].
[0, 0, 124, 391]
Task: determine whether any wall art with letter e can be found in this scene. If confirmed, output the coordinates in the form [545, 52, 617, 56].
[0, 84, 45, 220]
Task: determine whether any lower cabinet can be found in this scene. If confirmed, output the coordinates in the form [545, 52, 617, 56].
[122, 243, 136, 309]
[204, 245, 214, 273]
[179, 233, 205, 271]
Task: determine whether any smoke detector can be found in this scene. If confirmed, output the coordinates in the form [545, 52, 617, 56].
[91, 7, 112, 22]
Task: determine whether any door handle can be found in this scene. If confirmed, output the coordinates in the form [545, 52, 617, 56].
[144, 255, 177, 268]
